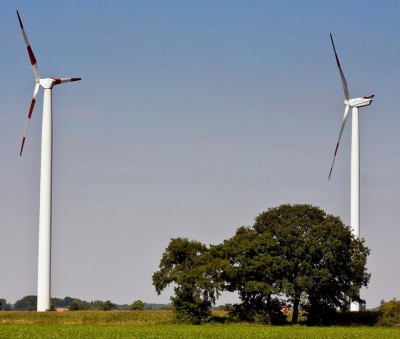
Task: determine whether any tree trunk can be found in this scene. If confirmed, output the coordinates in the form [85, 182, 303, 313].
[292, 293, 300, 324]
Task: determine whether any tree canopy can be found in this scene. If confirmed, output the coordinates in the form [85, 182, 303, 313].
[211, 225, 287, 324]
[0, 299, 12, 311]
[153, 204, 370, 324]
[13, 295, 37, 311]
[152, 237, 222, 323]
[228, 204, 370, 323]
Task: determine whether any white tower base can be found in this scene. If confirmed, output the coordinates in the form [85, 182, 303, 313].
[350, 106, 360, 312]
[37, 86, 53, 312]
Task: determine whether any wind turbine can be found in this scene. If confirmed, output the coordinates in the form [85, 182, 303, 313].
[328, 33, 374, 311]
[17, 10, 81, 312]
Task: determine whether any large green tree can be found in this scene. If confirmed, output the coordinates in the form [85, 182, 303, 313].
[212, 226, 287, 324]
[255, 204, 369, 323]
[215, 204, 370, 324]
[152, 237, 222, 324]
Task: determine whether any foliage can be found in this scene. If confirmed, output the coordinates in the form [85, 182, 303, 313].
[67, 298, 117, 311]
[254, 205, 370, 324]
[152, 205, 370, 325]
[13, 295, 37, 311]
[11, 295, 120, 312]
[323, 311, 381, 326]
[101, 300, 117, 311]
[212, 204, 370, 324]
[69, 299, 86, 311]
[228, 297, 287, 325]
[52, 296, 75, 308]
[211, 226, 287, 324]
[0, 298, 12, 311]
[130, 300, 145, 310]
[377, 298, 400, 326]
[143, 303, 173, 310]
[152, 237, 222, 324]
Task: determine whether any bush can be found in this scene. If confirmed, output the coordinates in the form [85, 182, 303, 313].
[304, 310, 381, 326]
[228, 299, 287, 325]
[377, 298, 400, 327]
[171, 294, 212, 325]
[130, 300, 144, 310]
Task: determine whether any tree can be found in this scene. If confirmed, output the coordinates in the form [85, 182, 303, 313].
[215, 204, 370, 324]
[152, 237, 222, 324]
[0, 298, 12, 311]
[377, 298, 400, 326]
[69, 299, 86, 311]
[101, 300, 117, 311]
[254, 204, 369, 323]
[14, 295, 37, 311]
[130, 300, 144, 310]
[212, 226, 287, 324]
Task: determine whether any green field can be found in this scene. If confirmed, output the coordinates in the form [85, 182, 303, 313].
[1, 311, 400, 338]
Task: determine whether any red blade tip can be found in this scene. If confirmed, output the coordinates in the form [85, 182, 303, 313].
[16, 11, 23, 29]
[20, 137, 26, 157]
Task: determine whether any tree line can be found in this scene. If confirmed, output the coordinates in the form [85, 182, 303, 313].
[0, 296, 170, 311]
[152, 204, 370, 324]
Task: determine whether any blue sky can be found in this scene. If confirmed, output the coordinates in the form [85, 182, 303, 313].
[1, 1, 399, 308]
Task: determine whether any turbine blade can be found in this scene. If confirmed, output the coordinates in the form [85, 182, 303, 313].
[16, 10, 40, 81]
[330, 33, 350, 101]
[328, 105, 350, 180]
[53, 78, 82, 85]
[20, 83, 40, 156]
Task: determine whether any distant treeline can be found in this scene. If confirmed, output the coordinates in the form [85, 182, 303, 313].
[0, 296, 172, 311]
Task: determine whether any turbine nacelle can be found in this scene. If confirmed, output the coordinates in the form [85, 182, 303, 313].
[39, 78, 56, 89]
[345, 95, 374, 108]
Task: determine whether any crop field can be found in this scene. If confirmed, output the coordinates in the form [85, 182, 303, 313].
[1, 311, 400, 338]
[0, 310, 174, 325]
[2, 324, 400, 339]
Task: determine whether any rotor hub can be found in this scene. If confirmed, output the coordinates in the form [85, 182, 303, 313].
[39, 78, 55, 89]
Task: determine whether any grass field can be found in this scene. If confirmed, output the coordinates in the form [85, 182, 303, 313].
[1, 311, 400, 338]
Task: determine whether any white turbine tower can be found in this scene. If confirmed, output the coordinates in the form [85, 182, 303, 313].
[328, 33, 374, 311]
[17, 11, 81, 312]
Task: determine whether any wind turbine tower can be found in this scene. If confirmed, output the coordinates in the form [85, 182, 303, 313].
[17, 11, 81, 312]
[328, 33, 374, 311]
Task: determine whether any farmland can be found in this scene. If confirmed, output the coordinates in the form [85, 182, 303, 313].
[2, 323, 400, 338]
[1, 311, 400, 338]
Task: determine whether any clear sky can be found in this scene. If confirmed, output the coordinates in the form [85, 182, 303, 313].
[1, 1, 399, 308]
